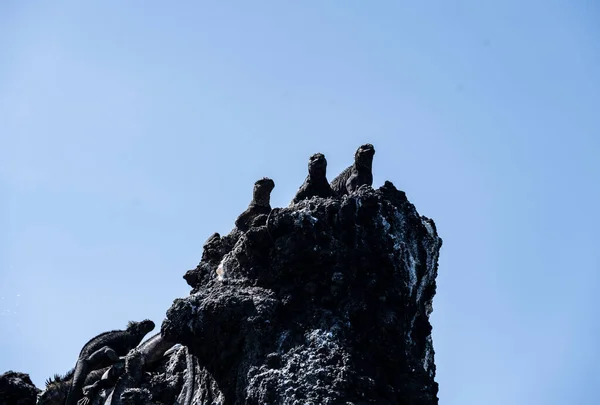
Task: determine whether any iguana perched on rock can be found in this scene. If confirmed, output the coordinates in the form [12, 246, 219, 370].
[103, 345, 195, 405]
[181, 347, 196, 405]
[77, 332, 177, 405]
[37, 367, 109, 405]
[64, 319, 155, 405]
[291, 153, 334, 205]
[330, 143, 375, 196]
[104, 349, 145, 405]
[235, 177, 275, 231]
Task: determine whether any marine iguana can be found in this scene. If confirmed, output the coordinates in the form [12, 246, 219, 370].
[38, 357, 118, 405]
[330, 143, 375, 196]
[65, 319, 155, 405]
[104, 349, 145, 405]
[37, 367, 109, 405]
[103, 345, 195, 405]
[77, 332, 176, 405]
[182, 347, 196, 405]
[291, 153, 334, 205]
[234, 177, 275, 231]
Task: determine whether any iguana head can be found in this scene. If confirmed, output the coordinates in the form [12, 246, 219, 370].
[308, 153, 327, 177]
[253, 177, 275, 207]
[126, 319, 155, 337]
[354, 143, 375, 169]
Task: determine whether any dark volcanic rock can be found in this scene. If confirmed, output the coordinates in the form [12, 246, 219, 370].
[164, 182, 442, 405]
[0, 371, 40, 405]
[31, 180, 441, 405]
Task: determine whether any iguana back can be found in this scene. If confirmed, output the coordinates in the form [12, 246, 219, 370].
[65, 320, 155, 405]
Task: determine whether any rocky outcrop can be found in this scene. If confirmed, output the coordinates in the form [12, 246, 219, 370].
[164, 182, 442, 404]
[0, 371, 40, 405]
[20, 179, 442, 405]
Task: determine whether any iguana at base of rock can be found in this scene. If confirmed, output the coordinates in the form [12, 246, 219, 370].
[183, 347, 196, 405]
[330, 143, 375, 196]
[104, 349, 145, 405]
[235, 178, 275, 231]
[93, 346, 195, 405]
[104, 345, 194, 405]
[37, 367, 109, 405]
[291, 153, 334, 205]
[64, 319, 155, 405]
[78, 333, 177, 405]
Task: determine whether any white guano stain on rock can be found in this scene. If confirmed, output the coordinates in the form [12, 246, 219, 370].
[406, 251, 418, 296]
[423, 335, 434, 375]
[216, 257, 226, 281]
[421, 217, 435, 238]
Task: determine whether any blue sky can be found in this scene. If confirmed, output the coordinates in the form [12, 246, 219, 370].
[1, 1, 599, 404]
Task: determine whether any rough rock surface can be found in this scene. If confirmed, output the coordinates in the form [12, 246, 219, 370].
[12, 180, 442, 405]
[0, 371, 40, 405]
[165, 182, 442, 405]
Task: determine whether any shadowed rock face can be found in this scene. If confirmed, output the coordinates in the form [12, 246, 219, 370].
[0, 371, 40, 405]
[163, 182, 442, 405]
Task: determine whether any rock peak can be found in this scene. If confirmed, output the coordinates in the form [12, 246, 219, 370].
[165, 182, 442, 404]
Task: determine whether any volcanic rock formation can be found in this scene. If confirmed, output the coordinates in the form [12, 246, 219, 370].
[0, 371, 40, 405]
[166, 182, 442, 404]
[9, 179, 442, 405]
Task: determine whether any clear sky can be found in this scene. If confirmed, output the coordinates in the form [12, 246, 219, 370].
[1, 1, 599, 404]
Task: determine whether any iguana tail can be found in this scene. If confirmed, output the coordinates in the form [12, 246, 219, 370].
[184, 347, 195, 405]
[65, 361, 88, 405]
